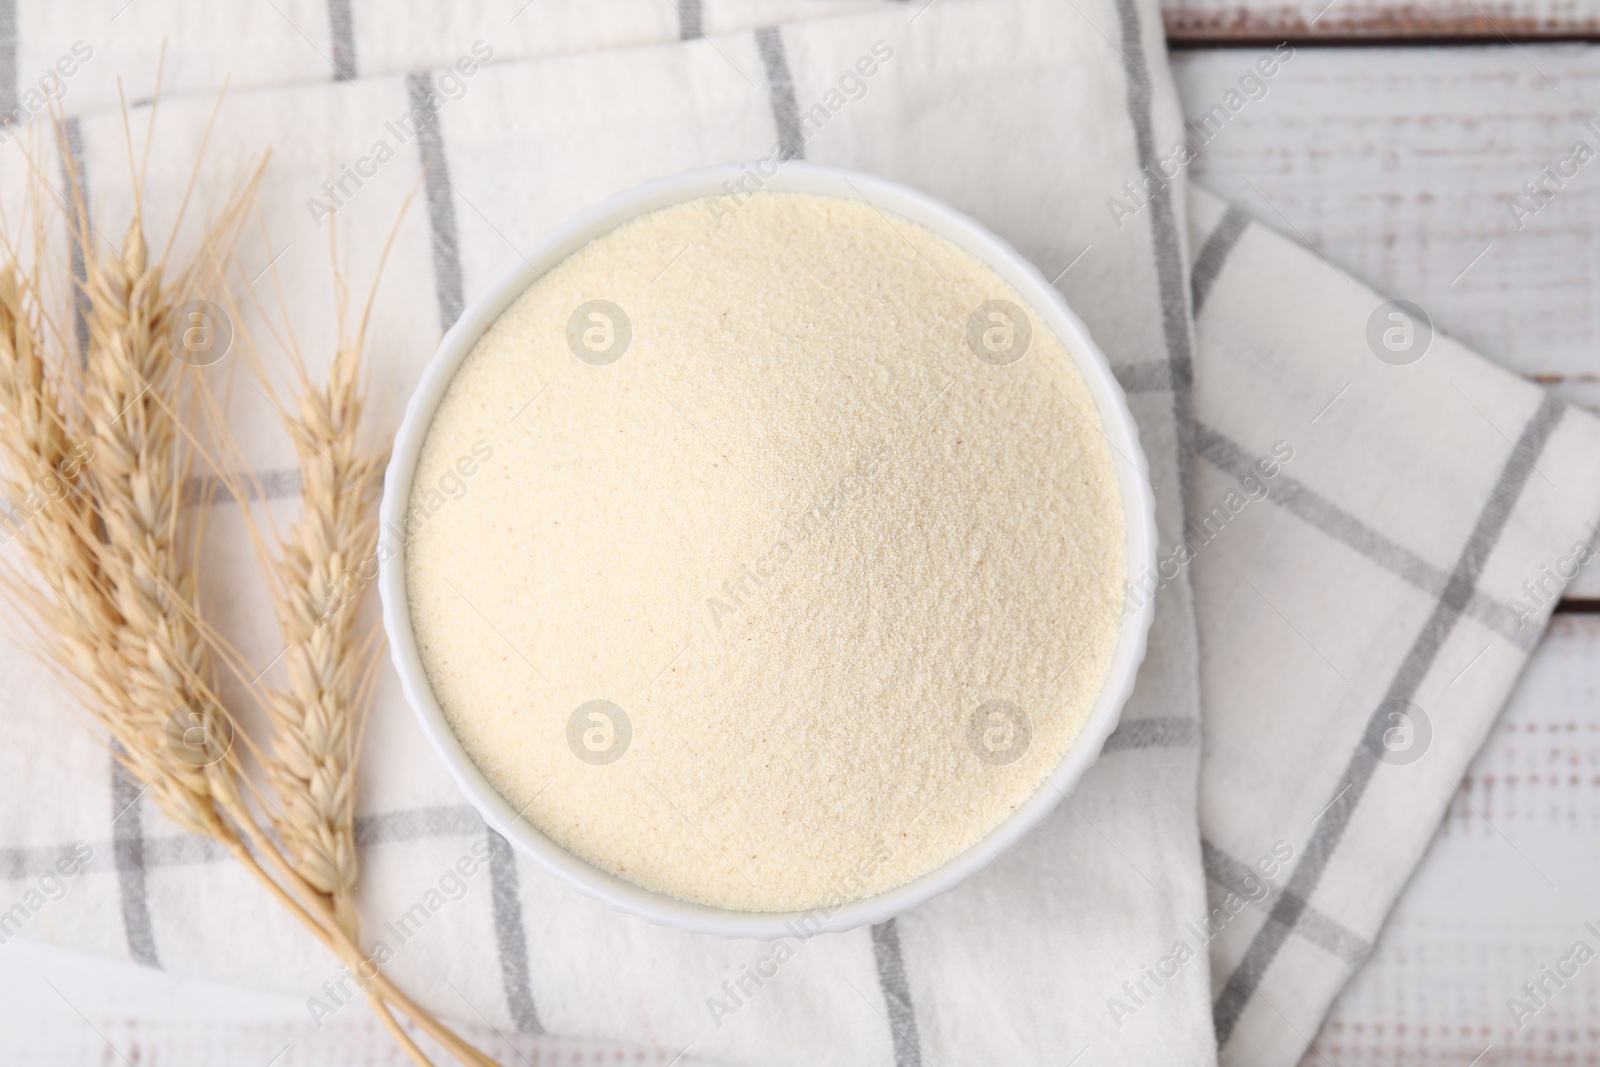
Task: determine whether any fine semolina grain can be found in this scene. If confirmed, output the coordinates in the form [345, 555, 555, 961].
[406, 190, 1126, 912]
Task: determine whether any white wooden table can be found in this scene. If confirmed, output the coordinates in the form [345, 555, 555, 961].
[3, 4, 1598, 1063]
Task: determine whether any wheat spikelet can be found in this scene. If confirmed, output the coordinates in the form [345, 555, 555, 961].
[213, 208, 495, 1065]
[0, 264, 105, 649]
[76, 216, 244, 839]
[262, 334, 386, 941]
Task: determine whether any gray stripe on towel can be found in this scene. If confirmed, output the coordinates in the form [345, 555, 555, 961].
[327, 0, 358, 81]
[0, 841, 93, 883]
[0, 0, 16, 125]
[870, 918, 922, 1067]
[0, 804, 491, 881]
[1112, 0, 1195, 515]
[1115, 358, 1192, 396]
[182, 467, 303, 507]
[1211, 393, 1566, 1047]
[355, 804, 486, 847]
[1103, 716, 1200, 753]
[110, 748, 160, 967]
[1195, 423, 1537, 650]
[755, 27, 804, 162]
[61, 117, 91, 363]
[487, 828, 544, 1033]
[679, 0, 704, 39]
[1190, 205, 1249, 316]
[1200, 839, 1370, 966]
[407, 72, 466, 332]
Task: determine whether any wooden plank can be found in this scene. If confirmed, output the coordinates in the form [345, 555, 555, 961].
[1173, 43, 1600, 594]
[1162, 0, 1600, 42]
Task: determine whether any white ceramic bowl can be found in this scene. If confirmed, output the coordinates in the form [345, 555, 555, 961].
[380, 163, 1157, 939]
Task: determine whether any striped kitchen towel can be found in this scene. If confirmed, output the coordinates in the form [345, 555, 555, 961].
[1, 1, 1598, 1065]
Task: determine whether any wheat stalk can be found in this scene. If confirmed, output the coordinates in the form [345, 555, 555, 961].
[0, 114, 498, 1067]
[208, 203, 498, 1065]
[257, 331, 385, 941]
[200, 200, 399, 947]
[82, 214, 250, 839]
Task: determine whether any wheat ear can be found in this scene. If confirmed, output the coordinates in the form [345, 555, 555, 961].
[259, 332, 386, 941]
[79, 214, 251, 838]
[185, 196, 498, 1066]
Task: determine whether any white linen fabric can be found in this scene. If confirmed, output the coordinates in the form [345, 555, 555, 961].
[1, 2, 1597, 1065]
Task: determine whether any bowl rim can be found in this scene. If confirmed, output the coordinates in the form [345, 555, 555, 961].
[378, 162, 1157, 939]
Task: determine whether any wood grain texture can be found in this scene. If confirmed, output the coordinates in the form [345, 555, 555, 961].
[1163, 0, 1600, 42]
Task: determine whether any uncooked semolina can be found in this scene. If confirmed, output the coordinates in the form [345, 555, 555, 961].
[406, 190, 1126, 912]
